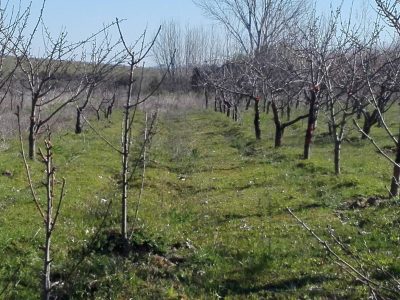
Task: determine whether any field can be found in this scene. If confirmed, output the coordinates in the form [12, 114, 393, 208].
[0, 104, 399, 299]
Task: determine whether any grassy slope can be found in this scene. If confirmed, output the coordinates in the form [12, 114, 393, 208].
[0, 105, 399, 299]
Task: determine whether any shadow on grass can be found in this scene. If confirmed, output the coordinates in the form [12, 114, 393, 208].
[218, 274, 334, 297]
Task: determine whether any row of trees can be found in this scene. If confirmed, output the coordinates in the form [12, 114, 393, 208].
[0, 2, 167, 298]
[0, 1, 132, 160]
[190, 0, 399, 197]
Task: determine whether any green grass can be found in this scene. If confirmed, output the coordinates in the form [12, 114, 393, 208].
[0, 105, 399, 299]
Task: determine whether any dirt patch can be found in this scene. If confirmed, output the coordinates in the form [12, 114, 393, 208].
[342, 196, 386, 209]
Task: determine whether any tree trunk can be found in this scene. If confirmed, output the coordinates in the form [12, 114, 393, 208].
[286, 105, 291, 121]
[120, 62, 135, 253]
[275, 127, 283, 148]
[234, 105, 238, 122]
[334, 139, 341, 175]
[389, 130, 400, 198]
[42, 141, 54, 300]
[95, 108, 101, 120]
[28, 118, 36, 160]
[121, 136, 129, 242]
[226, 103, 231, 118]
[266, 101, 271, 114]
[262, 97, 267, 112]
[254, 99, 261, 140]
[20, 91, 25, 109]
[204, 88, 209, 109]
[43, 220, 51, 300]
[361, 118, 372, 140]
[328, 122, 333, 136]
[361, 111, 378, 140]
[245, 98, 251, 110]
[271, 100, 282, 148]
[303, 90, 318, 159]
[106, 105, 112, 119]
[43, 186, 52, 300]
[75, 108, 83, 134]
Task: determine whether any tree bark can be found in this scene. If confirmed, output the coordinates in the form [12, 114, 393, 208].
[361, 111, 377, 140]
[286, 105, 291, 121]
[334, 139, 341, 175]
[28, 109, 36, 160]
[271, 100, 282, 148]
[275, 127, 283, 148]
[245, 98, 251, 110]
[262, 97, 267, 112]
[121, 61, 135, 250]
[204, 88, 209, 109]
[225, 102, 231, 117]
[254, 99, 261, 140]
[233, 105, 238, 122]
[271, 100, 309, 148]
[43, 160, 53, 300]
[390, 130, 400, 198]
[75, 108, 83, 134]
[266, 101, 271, 114]
[303, 90, 318, 159]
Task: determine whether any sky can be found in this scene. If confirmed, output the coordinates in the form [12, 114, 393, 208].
[23, 0, 213, 42]
[19, 0, 382, 38]
[15, 0, 386, 61]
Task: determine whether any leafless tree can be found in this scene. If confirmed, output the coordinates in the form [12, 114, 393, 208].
[114, 19, 169, 250]
[369, 0, 400, 197]
[320, 15, 381, 175]
[354, 43, 400, 197]
[194, 0, 308, 55]
[17, 108, 66, 300]
[295, 8, 342, 159]
[15, 20, 119, 160]
[253, 41, 309, 147]
[74, 33, 123, 134]
[0, 1, 33, 108]
[153, 20, 182, 86]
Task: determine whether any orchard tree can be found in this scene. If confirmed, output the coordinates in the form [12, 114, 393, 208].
[358, 0, 400, 197]
[16, 22, 117, 159]
[194, 0, 308, 55]
[0, 1, 34, 108]
[295, 8, 342, 159]
[74, 33, 123, 134]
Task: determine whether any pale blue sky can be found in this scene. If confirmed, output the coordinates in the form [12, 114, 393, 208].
[20, 0, 378, 43]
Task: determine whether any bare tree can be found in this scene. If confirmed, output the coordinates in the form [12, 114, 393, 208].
[17, 108, 66, 300]
[0, 0, 38, 118]
[295, 8, 342, 159]
[367, 0, 400, 196]
[194, 0, 308, 55]
[74, 33, 123, 134]
[15, 20, 119, 159]
[354, 43, 400, 197]
[16, 28, 85, 159]
[153, 20, 182, 88]
[320, 14, 381, 175]
[114, 19, 169, 250]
